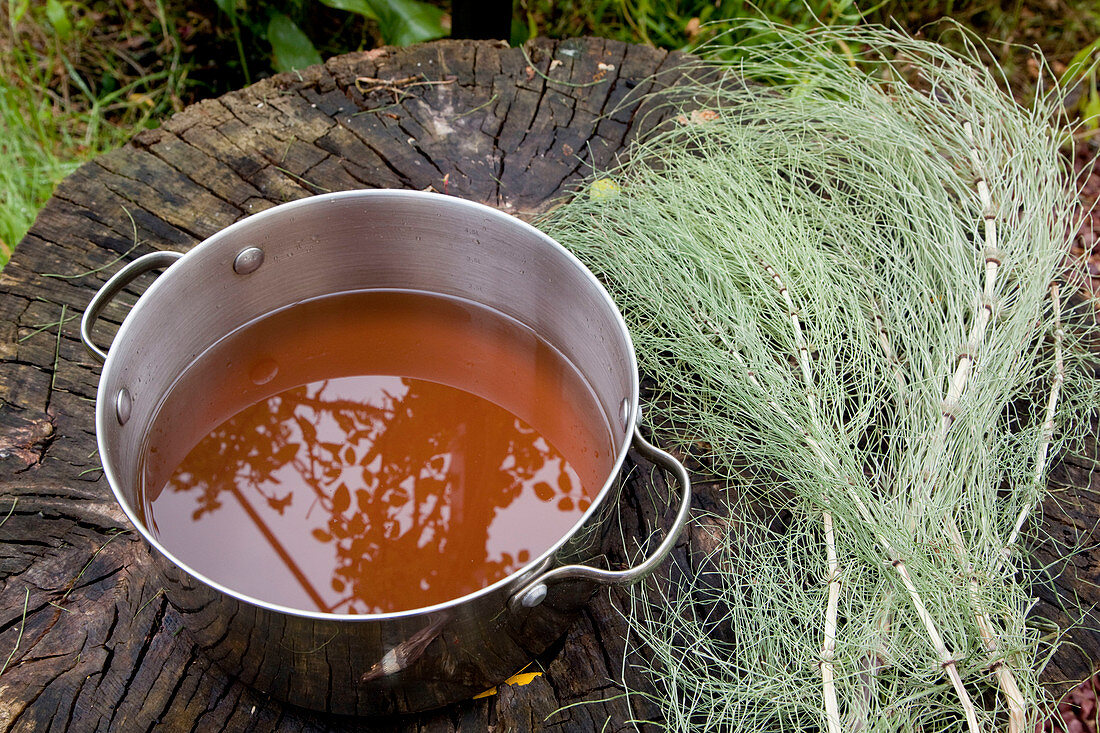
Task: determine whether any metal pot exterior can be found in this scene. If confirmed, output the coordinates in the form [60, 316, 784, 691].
[149, 541, 602, 715]
[87, 190, 685, 715]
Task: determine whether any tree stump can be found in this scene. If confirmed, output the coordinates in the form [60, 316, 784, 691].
[0, 36, 1097, 731]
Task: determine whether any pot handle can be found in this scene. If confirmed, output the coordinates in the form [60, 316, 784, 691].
[508, 425, 692, 611]
[80, 251, 184, 364]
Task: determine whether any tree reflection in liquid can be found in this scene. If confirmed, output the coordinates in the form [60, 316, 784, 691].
[151, 374, 594, 614]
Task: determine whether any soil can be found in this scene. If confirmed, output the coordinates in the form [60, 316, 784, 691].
[1051, 134, 1100, 733]
[1046, 670, 1100, 732]
[1071, 138, 1100, 293]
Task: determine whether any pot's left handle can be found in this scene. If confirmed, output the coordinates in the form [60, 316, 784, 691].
[508, 425, 692, 611]
[80, 251, 183, 364]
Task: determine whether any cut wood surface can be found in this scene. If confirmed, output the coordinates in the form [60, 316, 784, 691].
[0, 37, 1096, 731]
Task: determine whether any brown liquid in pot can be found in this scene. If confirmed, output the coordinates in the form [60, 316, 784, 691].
[140, 290, 615, 615]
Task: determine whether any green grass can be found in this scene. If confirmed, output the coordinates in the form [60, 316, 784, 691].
[513, 0, 865, 49]
[0, 51, 145, 258]
[0, 0, 1097, 267]
[0, 76, 84, 260]
[0, 0, 191, 262]
[517, 0, 1100, 64]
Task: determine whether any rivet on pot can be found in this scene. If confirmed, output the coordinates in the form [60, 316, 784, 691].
[233, 246, 265, 275]
[519, 583, 547, 608]
[619, 397, 631, 431]
[116, 388, 132, 426]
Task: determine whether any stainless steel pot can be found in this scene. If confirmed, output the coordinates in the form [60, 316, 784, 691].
[81, 190, 691, 715]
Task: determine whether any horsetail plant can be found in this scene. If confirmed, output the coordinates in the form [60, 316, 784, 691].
[539, 24, 1098, 731]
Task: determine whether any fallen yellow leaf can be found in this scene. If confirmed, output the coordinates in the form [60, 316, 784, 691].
[503, 671, 542, 687]
[589, 178, 619, 200]
[126, 91, 155, 108]
[470, 670, 543, 700]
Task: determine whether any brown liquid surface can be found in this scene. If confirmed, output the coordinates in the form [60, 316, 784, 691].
[141, 290, 615, 614]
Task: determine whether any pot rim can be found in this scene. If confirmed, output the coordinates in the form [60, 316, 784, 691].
[95, 189, 640, 622]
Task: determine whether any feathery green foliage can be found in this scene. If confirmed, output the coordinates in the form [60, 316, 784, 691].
[540, 24, 1098, 731]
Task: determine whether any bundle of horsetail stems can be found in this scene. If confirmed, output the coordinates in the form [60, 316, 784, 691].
[539, 25, 1099, 733]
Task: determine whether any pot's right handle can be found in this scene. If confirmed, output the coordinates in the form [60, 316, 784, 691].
[80, 251, 183, 364]
[508, 425, 692, 611]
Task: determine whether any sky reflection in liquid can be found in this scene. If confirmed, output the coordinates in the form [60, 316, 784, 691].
[149, 374, 594, 614]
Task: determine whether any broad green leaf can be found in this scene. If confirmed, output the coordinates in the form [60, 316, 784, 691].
[213, 0, 238, 15]
[1062, 37, 1100, 86]
[320, 0, 446, 46]
[45, 0, 72, 40]
[1083, 87, 1100, 130]
[317, 0, 380, 22]
[10, 0, 31, 25]
[379, 0, 447, 46]
[267, 12, 322, 73]
[509, 17, 529, 47]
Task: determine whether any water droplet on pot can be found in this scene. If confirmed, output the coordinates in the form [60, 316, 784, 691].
[249, 358, 279, 385]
